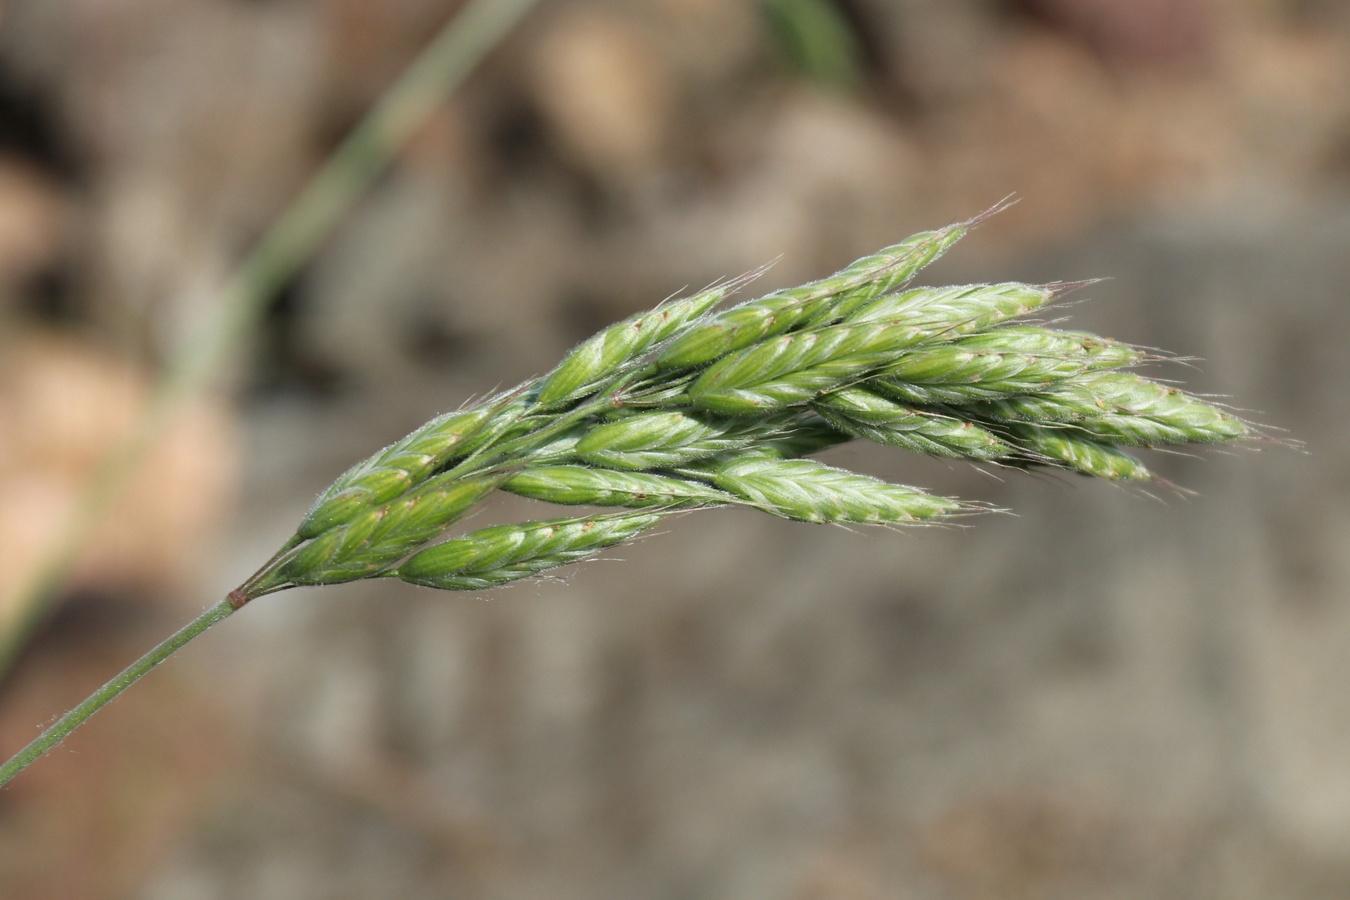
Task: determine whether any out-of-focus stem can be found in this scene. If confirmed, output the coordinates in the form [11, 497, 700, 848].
[0, 0, 544, 678]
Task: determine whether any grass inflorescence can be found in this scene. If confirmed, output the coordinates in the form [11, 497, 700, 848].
[0, 204, 1267, 790]
[229, 206, 1257, 600]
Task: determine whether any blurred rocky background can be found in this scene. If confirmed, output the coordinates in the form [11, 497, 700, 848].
[0, 0, 1347, 897]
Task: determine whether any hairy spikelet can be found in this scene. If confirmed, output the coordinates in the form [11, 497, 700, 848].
[960, 380, 1105, 424]
[654, 220, 971, 371]
[814, 388, 1011, 459]
[271, 477, 497, 587]
[711, 457, 962, 524]
[851, 282, 1061, 337]
[575, 411, 793, 470]
[503, 465, 734, 509]
[684, 284, 1074, 416]
[1001, 425, 1157, 482]
[397, 514, 660, 591]
[810, 222, 979, 323]
[298, 407, 492, 539]
[967, 372, 1249, 445]
[870, 327, 1143, 405]
[533, 286, 726, 409]
[687, 321, 929, 415]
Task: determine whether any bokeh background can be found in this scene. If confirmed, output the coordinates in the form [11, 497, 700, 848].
[1, 0, 1348, 897]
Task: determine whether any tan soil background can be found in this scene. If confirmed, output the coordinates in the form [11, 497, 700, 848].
[1, 0, 1349, 897]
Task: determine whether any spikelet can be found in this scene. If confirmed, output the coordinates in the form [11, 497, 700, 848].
[397, 514, 661, 591]
[270, 476, 496, 587]
[685, 282, 1079, 416]
[711, 457, 963, 524]
[1000, 425, 1157, 482]
[813, 388, 1011, 460]
[298, 407, 492, 539]
[654, 218, 972, 371]
[850, 282, 1062, 336]
[533, 285, 727, 409]
[686, 321, 929, 415]
[503, 465, 735, 509]
[871, 326, 1143, 405]
[967, 372, 1249, 445]
[575, 411, 795, 470]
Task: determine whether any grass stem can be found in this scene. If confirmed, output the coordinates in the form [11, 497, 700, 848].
[0, 598, 236, 789]
[0, 0, 543, 680]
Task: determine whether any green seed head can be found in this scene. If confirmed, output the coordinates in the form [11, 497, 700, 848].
[252, 208, 1259, 602]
